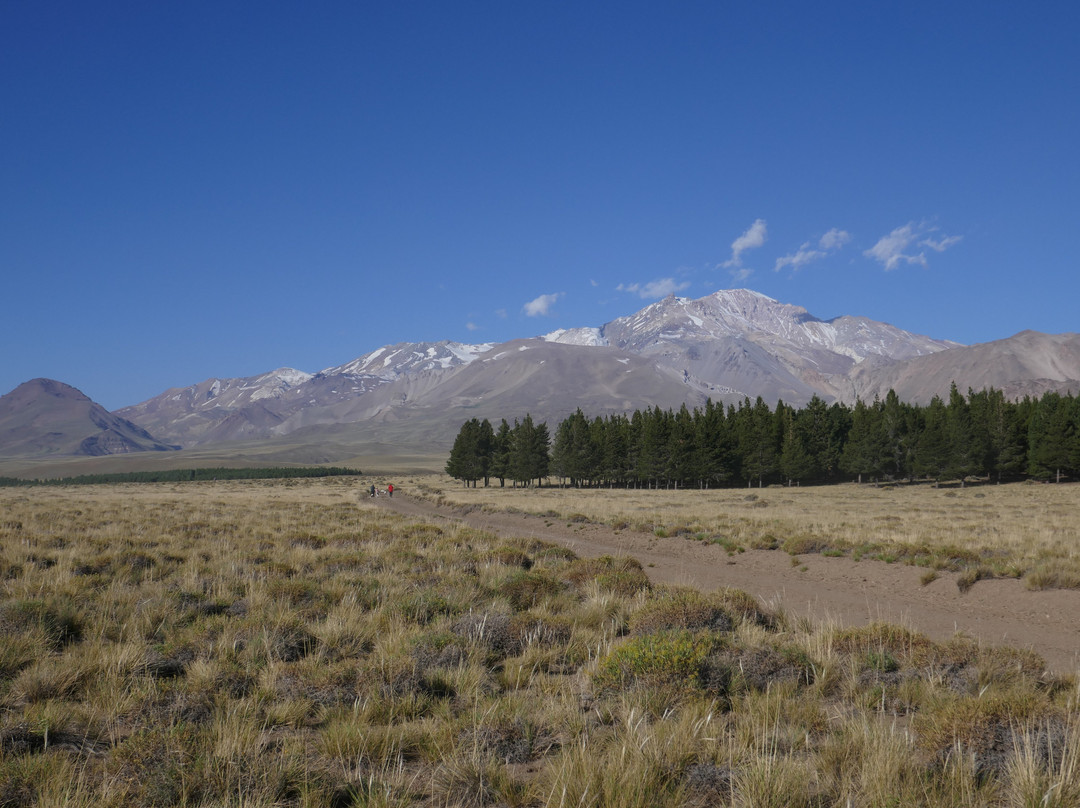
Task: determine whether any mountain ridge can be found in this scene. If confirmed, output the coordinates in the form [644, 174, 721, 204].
[4, 289, 1079, 461]
[109, 288, 1079, 453]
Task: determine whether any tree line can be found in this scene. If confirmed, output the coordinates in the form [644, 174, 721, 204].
[445, 386, 1080, 488]
[0, 466, 362, 487]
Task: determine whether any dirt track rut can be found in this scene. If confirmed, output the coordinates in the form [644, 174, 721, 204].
[376, 493, 1080, 674]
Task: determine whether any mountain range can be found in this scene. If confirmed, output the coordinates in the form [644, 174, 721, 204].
[3, 289, 1078, 464]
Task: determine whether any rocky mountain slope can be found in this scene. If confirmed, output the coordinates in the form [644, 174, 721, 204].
[847, 330, 1080, 404]
[0, 379, 179, 457]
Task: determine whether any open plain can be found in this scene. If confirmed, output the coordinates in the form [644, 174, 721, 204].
[2, 477, 1080, 806]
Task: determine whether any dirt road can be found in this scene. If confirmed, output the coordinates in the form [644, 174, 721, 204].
[379, 493, 1080, 674]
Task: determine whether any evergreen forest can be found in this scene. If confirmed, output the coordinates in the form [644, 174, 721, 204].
[445, 386, 1080, 488]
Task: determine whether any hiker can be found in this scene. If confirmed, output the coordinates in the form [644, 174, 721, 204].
[387, 483, 394, 498]
[369, 484, 376, 498]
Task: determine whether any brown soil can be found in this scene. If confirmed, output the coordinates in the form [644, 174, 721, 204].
[379, 493, 1080, 675]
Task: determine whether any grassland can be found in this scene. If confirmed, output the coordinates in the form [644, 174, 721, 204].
[2, 478, 1080, 807]
[413, 478, 1080, 591]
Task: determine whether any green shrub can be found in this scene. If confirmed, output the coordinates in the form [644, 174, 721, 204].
[593, 630, 719, 695]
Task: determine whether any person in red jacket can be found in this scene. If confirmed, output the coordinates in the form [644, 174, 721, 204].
[387, 483, 394, 498]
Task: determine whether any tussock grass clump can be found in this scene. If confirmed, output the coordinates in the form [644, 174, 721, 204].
[0, 599, 82, 650]
[498, 568, 564, 610]
[1, 478, 1078, 807]
[563, 554, 651, 596]
[832, 621, 935, 664]
[629, 588, 735, 635]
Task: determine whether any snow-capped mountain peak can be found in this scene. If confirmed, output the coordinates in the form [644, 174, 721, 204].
[111, 286, 999, 451]
[601, 288, 955, 364]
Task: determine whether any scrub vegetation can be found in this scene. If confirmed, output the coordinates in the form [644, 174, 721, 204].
[418, 476, 1080, 591]
[1, 478, 1079, 807]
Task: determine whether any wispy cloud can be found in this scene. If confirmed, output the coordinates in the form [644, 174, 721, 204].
[864, 222, 961, 271]
[522, 292, 563, 317]
[465, 322, 479, 331]
[818, 228, 852, 250]
[921, 234, 963, 252]
[723, 219, 767, 269]
[775, 243, 824, 273]
[617, 277, 691, 299]
[864, 224, 925, 270]
[774, 228, 851, 273]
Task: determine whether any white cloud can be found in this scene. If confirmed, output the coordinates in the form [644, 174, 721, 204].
[723, 219, 767, 268]
[921, 234, 963, 252]
[774, 242, 825, 273]
[819, 228, 852, 250]
[865, 222, 961, 271]
[864, 223, 927, 271]
[774, 227, 851, 273]
[465, 322, 479, 331]
[617, 278, 691, 299]
[522, 292, 563, 317]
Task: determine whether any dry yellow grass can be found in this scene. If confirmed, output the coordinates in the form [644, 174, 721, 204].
[3, 477, 1080, 807]
[415, 476, 1080, 585]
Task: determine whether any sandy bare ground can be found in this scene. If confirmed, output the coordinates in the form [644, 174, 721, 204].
[377, 493, 1080, 675]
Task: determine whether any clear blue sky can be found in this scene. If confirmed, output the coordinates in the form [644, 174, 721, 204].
[3, 2, 1077, 410]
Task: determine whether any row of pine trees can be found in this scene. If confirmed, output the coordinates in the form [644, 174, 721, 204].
[445, 386, 1080, 488]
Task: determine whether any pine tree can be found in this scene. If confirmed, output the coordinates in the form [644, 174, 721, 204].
[445, 418, 484, 486]
[600, 414, 632, 486]
[477, 418, 495, 486]
[739, 397, 779, 487]
[914, 396, 949, 485]
[841, 398, 886, 483]
[509, 414, 550, 486]
[944, 383, 975, 485]
[882, 390, 914, 480]
[550, 416, 573, 484]
[695, 399, 734, 488]
[636, 407, 671, 487]
[798, 395, 838, 483]
[1028, 392, 1075, 482]
[779, 405, 814, 485]
[667, 404, 697, 487]
[487, 419, 512, 487]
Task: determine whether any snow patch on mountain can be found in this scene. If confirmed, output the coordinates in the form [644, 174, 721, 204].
[322, 341, 493, 379]
[542, 327, 609, 347]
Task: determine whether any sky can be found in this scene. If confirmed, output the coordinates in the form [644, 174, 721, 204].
[3, 2, 1078, 410]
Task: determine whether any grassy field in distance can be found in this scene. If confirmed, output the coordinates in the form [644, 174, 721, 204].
[2, 478, 1079, 806]
[414, 477, 1080, 591]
